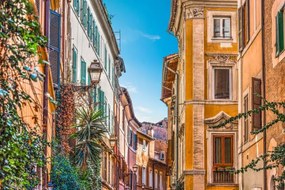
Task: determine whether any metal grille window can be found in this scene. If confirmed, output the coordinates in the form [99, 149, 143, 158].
[214, 68, 230, 99]
[213, 17, 231, 38]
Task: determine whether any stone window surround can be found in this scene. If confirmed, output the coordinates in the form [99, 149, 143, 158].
[271, 0, 285, 68]
[207, 61, 235, 101]
[205, 111, 238, 185]
[207, 10, 237, 43]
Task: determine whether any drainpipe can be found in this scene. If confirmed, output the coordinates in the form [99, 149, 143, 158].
[261, 0, 267, 189]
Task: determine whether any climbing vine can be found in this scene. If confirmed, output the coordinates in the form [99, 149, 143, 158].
[212, 99, 285, 188]
[0, 0, 48, 188]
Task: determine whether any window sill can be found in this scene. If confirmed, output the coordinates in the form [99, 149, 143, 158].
[207, 183, 238, 187]
[212, 37, 233, 41]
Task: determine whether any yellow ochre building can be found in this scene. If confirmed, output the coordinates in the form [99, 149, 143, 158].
[162, 0, 239, 189]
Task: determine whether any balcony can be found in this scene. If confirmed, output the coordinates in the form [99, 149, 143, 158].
[213, 168, 234, 183]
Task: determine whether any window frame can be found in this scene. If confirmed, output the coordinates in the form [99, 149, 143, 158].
[275, 8, 285, 57]
[244, 95, 249, 142]
[212, 134, 234, 169]
[212, 67, 232, 100]
[213, 16, 232, 39]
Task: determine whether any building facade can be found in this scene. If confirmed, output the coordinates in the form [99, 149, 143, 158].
[69, 0, 124, 189]
[263, 0, 285, 189]
[237, 0, 264, 189]
[164, 0, 239, 189]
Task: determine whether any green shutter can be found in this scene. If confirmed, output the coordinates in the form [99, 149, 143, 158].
[108, 104, 110, 131]
[93, 21, 96, 47]
[73, 0, 79, 14]
[278, 10, 284, 53]
[80, 0, 84, 22]
[72, 47, 77, 83]
[104, 46, 107, 69]
[80, 59, 86, 85]
[93, 86, 97, 105]
[87, 7, 90, 35]
[108, 58, 111, 78]
[82, 0, 87, 28]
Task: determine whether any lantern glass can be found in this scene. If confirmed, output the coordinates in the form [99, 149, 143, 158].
[88, 61, 102, 85]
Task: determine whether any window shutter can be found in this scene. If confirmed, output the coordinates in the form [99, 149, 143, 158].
[134, 134, 137, 150]
[82, 0, 87, 28]
[72, 47, 77, 83]
[238, 7, 244, 51]
[49, 10, 61, 86]
[277, 10, 284, 54]
[108, 104, 111, 131]
[80, 59, 86, 85]
[252, 78, 262, 130]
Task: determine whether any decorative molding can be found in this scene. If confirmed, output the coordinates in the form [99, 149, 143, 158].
[204, 111, 237, 129]
[184, 7, 204, 19]
[183, 169, 206, 175]
[207, 54, 237, 64]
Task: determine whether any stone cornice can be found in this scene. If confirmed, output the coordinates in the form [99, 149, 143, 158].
[90, 0, 119, 58]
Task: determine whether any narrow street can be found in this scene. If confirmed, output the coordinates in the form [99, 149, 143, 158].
[1, 0, 285, 190]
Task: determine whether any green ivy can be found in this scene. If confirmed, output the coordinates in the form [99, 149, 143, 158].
[0, 0, 47, 188]
[51, 154, 81, 190]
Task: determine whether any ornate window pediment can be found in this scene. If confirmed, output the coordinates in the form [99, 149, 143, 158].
[205, 111, 237, 130]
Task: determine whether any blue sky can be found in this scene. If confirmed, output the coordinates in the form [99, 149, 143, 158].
[103, 0, 178, 123]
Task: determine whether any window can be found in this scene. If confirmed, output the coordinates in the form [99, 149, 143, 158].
[214, 68, 230, 99]
[239, 0, 250, 51]
[159, 172, 163, 190]
[244, 95, 249, 142]
[213, 17, 231, 38]
[213, 135, 234, 183]
[104, 46, 108, 69]
[213, 135, 233, 166]
[80, 58, 86, 85]
[142, 140, 146, 151]
[134, 134, 138, 150]
[276, 9, 284, 56]
[159, 152, 165, 161]
[155, 170, 158, 188]
[149, 168, 153, 187]
[252, 78, 262, 130]
[72, 46, 77, 83]
[142, 167, 146, 185]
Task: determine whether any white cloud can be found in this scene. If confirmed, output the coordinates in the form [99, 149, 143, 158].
[139, 31, 161, 41]
[136, 106, 152, 114]
[121, 82, 138, 94]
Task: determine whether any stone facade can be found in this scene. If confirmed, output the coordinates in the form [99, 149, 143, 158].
[264, 0, 285, 188]
[163, 0, 238, 189]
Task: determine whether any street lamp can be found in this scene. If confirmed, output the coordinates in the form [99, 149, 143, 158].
[132, 164, 138, 173]
[109, 136, 117, 149]
[73, 60, 102, 91]
[88, 60, 102, 85]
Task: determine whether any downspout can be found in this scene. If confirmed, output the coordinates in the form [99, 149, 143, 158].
[261, 0, 267, 189]
[43, 0, 50, 188]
